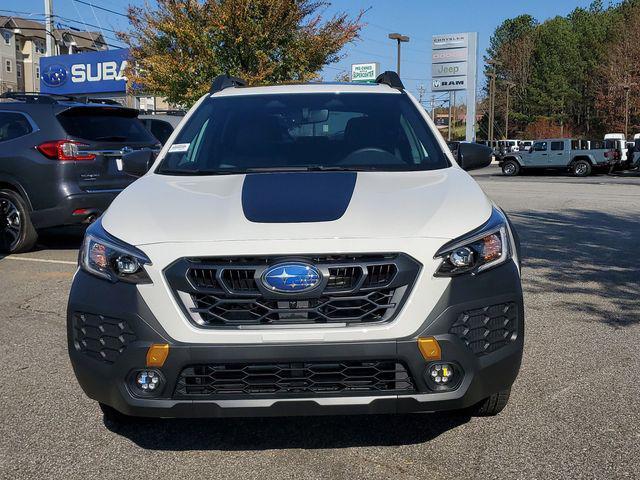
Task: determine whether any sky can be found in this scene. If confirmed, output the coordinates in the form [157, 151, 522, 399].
[2, 0, 597, 105]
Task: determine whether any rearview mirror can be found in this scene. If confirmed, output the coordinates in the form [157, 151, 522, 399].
[457, 142, 492, 171]
[302, 109, 329, 123]
[122, 149, 156, 177]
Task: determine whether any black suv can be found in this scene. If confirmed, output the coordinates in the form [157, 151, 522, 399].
[0, 93, 159, 253]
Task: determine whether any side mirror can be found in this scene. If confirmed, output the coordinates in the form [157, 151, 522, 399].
[122, 149, 156, 177]
[457, 142, 493, 171]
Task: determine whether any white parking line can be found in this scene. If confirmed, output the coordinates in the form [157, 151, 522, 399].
[2, 256, 77, 266]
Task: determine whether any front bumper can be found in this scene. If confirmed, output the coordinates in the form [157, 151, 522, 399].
[67, 260, 524, 418]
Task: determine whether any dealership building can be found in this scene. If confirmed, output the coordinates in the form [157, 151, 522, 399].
[0, 16, 170, 110]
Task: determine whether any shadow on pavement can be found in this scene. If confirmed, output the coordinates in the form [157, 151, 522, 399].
[104, 412, 470, 450]
[34, 226, 85, 251]
[510, 208, 640, 327]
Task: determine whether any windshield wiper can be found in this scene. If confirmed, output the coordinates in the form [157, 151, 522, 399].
[157, 166, 377, 176]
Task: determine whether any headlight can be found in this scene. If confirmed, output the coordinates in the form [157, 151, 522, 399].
[79, 219, 152, 284]
[435, 207, 511, 276]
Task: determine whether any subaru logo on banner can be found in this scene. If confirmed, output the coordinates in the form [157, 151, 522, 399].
[40, 48, 129, 95]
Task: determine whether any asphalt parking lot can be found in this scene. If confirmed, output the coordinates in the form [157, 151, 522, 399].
[1, 165, 639, 480]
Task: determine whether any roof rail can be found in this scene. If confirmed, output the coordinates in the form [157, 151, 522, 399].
[375, 71, 405, 90]
[139, 109, 186, 116]
[0, 92, 124, 106]
[0, 92, 76, 104]
[210, 74, 247, 94]
[73, 96, 122, 106]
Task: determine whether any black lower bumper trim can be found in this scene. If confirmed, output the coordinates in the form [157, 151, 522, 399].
[67, 261, 524, 418]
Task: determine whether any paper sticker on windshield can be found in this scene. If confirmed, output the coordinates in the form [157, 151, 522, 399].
[168, 143, 190, 153]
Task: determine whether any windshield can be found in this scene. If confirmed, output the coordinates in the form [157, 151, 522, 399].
[156, 93, 450, 175]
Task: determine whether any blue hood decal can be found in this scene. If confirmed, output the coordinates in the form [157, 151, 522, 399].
[242, 171, 357, 223]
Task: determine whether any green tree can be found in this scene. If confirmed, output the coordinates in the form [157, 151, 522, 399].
[121, 0, 364, 106]
[568, 2, 618, 134]
[526, 16, 581, 134]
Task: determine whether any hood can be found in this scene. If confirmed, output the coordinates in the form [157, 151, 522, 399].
[102, 168, 492, 246]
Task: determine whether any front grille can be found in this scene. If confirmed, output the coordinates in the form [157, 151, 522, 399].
[72, 312, 136, 363]
[449, 302, 518, 356]
[174, 360, 415, 397]
[166, 254, 420, 328]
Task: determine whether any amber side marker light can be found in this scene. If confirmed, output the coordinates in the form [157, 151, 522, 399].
[418, 337, 441, 361]
[146, 344, 169, 367]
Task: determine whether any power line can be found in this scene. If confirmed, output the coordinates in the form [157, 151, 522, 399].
[9, 24, 127, 50]
[55, 15, 121, 35]
[72, 0, 128, 18]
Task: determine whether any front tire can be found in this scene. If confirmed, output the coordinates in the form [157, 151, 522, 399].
[469, 388, 511, 416]
[571, 159, 592, 177]
[0, 189, 38, 254]
[502, 160, 520, 176]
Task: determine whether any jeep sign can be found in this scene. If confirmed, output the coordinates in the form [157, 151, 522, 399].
[432, 62, 468, 78]
[431, 32, 478, 141]
[350, 63, 380, 83]
[40, 49, 129, 95]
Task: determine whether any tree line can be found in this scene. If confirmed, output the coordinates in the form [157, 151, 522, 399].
[483, 0, 640, 140]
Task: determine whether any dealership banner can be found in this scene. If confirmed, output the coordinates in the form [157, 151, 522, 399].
[351, 63, 380, 83]
[40, 49, 129, 95]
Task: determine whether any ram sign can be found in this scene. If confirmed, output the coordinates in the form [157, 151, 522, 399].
[40, 49, 129, 95]
[431, 32, 478, 141]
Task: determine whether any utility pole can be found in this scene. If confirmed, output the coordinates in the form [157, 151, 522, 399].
[486, 59, 502, 146]
[488, 72, 495, 144]
[388, 33, 410, 77]
[622, 83, 636, 139]
[452, 91, 457, 133]
[430, 95, 436, 120]
[44, 0, 54, 56]
[417, 84, 425, 105]
[448, 91, 453, 141]
[504, 81, 515, 140]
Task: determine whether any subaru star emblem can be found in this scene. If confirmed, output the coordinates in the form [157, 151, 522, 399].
[262, 263, 321, 293]
[41, 64, 69, 87]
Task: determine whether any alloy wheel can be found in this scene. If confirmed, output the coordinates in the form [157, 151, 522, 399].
[0, 198, 21, 250]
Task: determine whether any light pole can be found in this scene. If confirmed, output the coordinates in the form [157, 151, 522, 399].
[486, 59, 502, 145]
[504, 81, 515, 139]
[388, 33, 410, 77]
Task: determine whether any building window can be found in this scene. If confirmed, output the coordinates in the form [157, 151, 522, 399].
[17, 64, 22, 78]
[35, 66, 40, 79]
[5, 60, 12, 73]
[3, 31, 10, 45]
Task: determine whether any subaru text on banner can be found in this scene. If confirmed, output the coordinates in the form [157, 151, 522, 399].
[67, 73, 524, 423]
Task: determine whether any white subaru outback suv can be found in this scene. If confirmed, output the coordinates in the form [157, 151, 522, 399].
[68, 73, 523, 423]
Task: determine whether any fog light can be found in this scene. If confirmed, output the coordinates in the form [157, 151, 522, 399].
[425, 363, 458, 390]
[134, 370, 163, 394]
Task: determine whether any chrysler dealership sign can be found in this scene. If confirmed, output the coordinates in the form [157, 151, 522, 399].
[40, 49, 129, 95]
[431, 32, 478, 141]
